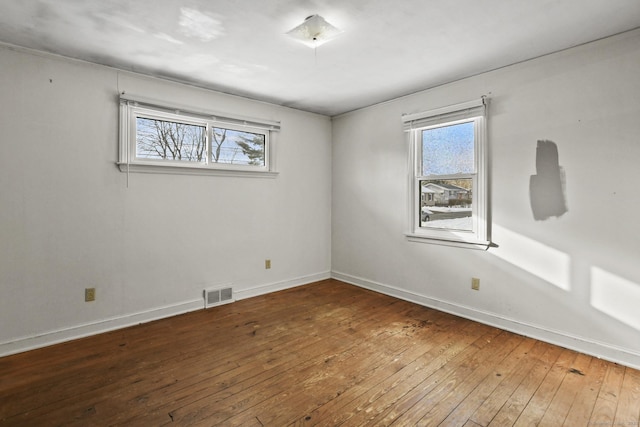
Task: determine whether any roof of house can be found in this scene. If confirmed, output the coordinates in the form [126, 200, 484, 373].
[422, 182, 469, 192]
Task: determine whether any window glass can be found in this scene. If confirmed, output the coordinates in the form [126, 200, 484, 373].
[422, 121, 474, 176]
[420, 178, 473, 231]
[212, 127, 266, 166]
[136, 117, 206, 162]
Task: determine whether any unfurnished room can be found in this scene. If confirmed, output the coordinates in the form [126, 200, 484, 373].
[1, 1, 639, 425]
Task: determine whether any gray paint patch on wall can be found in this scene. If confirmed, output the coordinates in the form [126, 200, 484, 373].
[530, 140, 568, 220]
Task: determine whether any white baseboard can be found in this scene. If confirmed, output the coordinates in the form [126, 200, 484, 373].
[331, 270, 640, 370]
[234, 271, 332, 300]
[0, 271, 332, 358]
[0, 298, 203, 358]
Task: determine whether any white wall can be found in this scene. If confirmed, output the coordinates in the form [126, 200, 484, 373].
[0, 46, 332, 355]
[332, 29, 640, 368]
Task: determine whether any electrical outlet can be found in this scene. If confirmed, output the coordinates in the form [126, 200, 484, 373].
[265, 259, 271, 269]
[471, 278, 480, 291]
[85, 287, 96, 302]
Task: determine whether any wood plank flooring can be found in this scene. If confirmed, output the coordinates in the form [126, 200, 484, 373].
[1, 279, 639, 426]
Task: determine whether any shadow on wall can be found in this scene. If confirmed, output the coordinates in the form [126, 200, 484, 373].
[530, 140, 568, 220]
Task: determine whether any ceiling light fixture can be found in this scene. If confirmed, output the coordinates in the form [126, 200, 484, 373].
[286, 14, 342, 48]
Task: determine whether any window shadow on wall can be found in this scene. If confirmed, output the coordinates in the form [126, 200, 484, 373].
[530, 140, 568, 220]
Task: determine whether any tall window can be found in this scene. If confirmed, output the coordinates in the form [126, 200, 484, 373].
[403, 98, 490, 249]
[119, 97, 279, 177]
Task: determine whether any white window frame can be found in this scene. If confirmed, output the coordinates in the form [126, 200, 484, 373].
[403, 98, 490, 249]
[118, 95, 279, 178]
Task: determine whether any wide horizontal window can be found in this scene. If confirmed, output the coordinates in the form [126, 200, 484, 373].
[403, 98, 490, 249]
[118, 96, 279, 177]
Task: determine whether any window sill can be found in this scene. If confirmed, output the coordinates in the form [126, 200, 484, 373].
[117, 162, 278, 178]
[405, 233, 491, 250]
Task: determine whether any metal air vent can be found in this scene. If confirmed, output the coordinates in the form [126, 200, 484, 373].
[204, 286, 234, 308]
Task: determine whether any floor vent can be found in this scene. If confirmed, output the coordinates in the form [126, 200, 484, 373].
[204, 286, 234, 308]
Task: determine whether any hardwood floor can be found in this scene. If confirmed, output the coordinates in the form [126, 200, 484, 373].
[1, 279, 639, 426]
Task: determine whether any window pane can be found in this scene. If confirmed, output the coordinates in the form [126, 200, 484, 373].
[420, 178, 473, 231]
[212, 127, 265, 166]
[422, 121, 474, 176]
[136, 117, 206, 162]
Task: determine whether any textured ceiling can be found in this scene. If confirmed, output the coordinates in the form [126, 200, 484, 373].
[0, 0, 639, 116]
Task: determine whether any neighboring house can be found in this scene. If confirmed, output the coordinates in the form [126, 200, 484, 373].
[421, 182, 470, 206]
